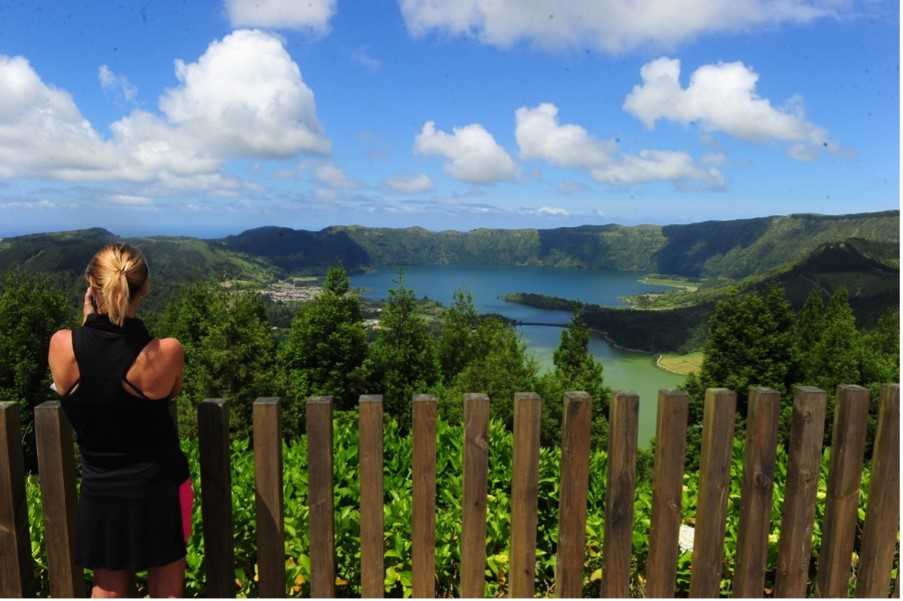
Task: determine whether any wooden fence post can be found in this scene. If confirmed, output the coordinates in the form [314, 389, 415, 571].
[856, 384, 900, 597]
[645, 390, 689, 598]
[253, 397, 284, 598]
[508, 392, 542, 598]
[307, 396, 336, 598]
[359, 395, 385, 598]
[198, 398, 233, 598]
[775, 386, 827, 597]
[732, 387, 781, 597]
[816, 384, 870, 597]
[603, 391, 638, 598]
[689, 388, 737, 598]
[461, 393, 490, 598]
[0, 402, 32, 597]
[555, 391, 592, 598]
[412, 394, 438, 598]
[34, 401, 84, 598]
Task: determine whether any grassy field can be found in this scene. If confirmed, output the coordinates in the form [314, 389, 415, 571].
[657, 351, 705, 375]
[638, 274, 701, 292]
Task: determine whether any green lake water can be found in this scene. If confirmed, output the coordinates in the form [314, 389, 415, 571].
[351, 265, 686, 448]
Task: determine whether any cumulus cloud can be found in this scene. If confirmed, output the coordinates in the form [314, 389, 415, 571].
[385, 173, 433, 193]
[515, 103, 614, 168]
[159, 29, 329, 157]
[0, 30, 329, 193]
[414, 121, 518, 184]
[399, 0, 846, 54]
[98, 65, 137, 101]
[225, 0, 336, 31]
[623, 57, 836, 159]
[515, 102, 722, 187]
[314, 162, 357, 188]
[592, 150, 724, 186]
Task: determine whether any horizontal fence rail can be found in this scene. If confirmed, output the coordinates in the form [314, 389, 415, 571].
[0, 383, 899, 598]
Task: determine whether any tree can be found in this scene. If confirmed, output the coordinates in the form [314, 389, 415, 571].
[860, 309, 899, 384]
[446, 316, 539, 428]
[683, 286, 795, 471]
[536, 315, 609, 448]
[156, 280, 276, 438]
[276, 265, 368, 434]
[437, 290, 480, 383]
[698, 285, 795, 414]
[362, 275, 440, 429]
[0, 270, 72, 471]
[798, 288, 861, 392]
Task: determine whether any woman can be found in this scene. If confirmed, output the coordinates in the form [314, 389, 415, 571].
[47, 242, 192, 598]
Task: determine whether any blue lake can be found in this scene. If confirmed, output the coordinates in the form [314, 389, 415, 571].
[351, 265, 686, 448]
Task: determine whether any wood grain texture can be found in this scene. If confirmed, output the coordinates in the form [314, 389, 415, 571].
[198, 398, 234, 598]
[816, 384, 870, 598]
[412, 394, 437, 598]
[253, 397, 285, 598]
[307, 396, 336, 598]
[689, 388, 737, 598]
[508, 392, 542, 599]
[359, 395, 385, 598]
[0, 402, 32, 597]
[461, 393, 490, 598]
[34, 401, 83, 598]
[645, 390, 689, 599]
[603, 391, 638, 598]
[775, 386, 827, 598]
[731, 387, 781, 598]
[555, 391, 592, 598]
[855, 384, 900, 597]
[411, 394, 436, 598]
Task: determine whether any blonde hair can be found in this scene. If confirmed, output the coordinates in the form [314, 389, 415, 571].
[84, 243, 149, 326]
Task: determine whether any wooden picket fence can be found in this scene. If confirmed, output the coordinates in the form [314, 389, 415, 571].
[0, 384, 899, 598]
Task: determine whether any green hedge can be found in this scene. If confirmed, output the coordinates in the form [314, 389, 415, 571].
[25, 410, 896, 597]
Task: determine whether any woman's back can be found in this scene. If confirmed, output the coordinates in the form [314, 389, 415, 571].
[59, 313, 184, 478]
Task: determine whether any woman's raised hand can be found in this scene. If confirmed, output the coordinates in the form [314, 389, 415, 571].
[83, 286, 96, 321]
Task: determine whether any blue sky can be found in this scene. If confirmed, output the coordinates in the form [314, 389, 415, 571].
[0, 0, 898, 236]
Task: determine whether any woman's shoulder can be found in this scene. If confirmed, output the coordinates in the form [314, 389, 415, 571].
[49, 328, 73, 353]
[142, 337, 184, 365]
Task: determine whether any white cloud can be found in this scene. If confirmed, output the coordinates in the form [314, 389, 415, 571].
[98, 65, 137, 101]
[399, 0, 846, 54]
[623, 57, 836, 159]
[159, 29, 330, 157]
[109, 193, 153, 206]
[314, 162, 356, 188]
[351, 47, 381, 71]
[225, 0, 336, 31]
[591, 150, 724, 186]
[0, 30, 329, 193]
[515, 102, 722, 187]
[414, 121, 518, 184]
[536, 206, 569, 216]
[385, 173, 433, 193]
[515, 103, 614, 168]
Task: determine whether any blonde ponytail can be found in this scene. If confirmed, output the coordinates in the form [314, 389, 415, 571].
[85, 243, 149, 326]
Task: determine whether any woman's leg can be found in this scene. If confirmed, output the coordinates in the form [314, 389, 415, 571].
[92, 569, 131, 598]
[148, 557, 185, 598]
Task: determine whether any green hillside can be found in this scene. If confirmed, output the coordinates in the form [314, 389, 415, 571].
[505, 238, 900, 352]
[216, 210, 898, 278]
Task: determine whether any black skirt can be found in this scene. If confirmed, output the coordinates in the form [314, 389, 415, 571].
[75, 461, 187, 571]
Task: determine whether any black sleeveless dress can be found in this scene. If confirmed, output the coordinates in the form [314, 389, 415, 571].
[58, 313, 190, 571]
